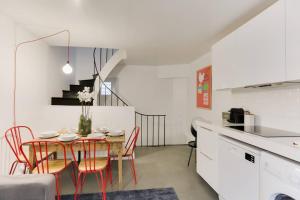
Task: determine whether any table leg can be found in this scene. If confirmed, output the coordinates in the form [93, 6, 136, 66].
[28, 146, 33, 173]
[118, 149, 123, 188]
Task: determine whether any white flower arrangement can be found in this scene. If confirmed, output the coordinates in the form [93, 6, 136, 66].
[78, 87, 94, 119]
[78, 87, 95, 103]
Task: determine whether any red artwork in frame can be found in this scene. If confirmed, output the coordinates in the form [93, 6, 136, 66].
[196, 65, 212, 109]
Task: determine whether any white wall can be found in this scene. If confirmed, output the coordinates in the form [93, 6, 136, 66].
[188, 53, 231, 124]
[70, 47, 114, 82]
[47, 47, 76, 99]
[188, 52, 300, 133]
[0, 14, 15, 175]
[109, 64, 188, 145]
[71, 47, 94, 82]
[0, 14, 73, 175]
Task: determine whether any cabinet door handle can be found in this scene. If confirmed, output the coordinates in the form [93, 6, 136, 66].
[200, 126, 212, 132]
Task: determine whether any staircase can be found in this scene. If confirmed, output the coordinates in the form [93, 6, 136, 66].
[51, 78, 95, 105]
[51, 47, 121, 105]
[51, 47, 167, 147]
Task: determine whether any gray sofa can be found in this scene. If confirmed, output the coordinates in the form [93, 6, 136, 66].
[0, 174, 56, 200]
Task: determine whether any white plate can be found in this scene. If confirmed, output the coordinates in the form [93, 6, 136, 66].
[57, 134, 79, 142]
[96, 127, 109, 133]
[88, 133, 105, 139]
[39, 131, 59, 139]
[107, 130, 124, 137]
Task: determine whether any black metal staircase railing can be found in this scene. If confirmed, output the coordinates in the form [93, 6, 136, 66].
[93, 48, 166, 146]
[135, 112, 166, 147]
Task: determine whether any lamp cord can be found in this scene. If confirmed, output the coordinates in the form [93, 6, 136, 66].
[13, 30, 70, 126]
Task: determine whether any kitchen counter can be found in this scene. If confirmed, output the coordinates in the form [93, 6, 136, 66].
[194, 118, 300, 163]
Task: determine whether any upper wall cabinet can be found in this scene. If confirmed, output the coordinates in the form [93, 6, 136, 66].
[212, 0, 286, 90]
[286, 0, 300, 81]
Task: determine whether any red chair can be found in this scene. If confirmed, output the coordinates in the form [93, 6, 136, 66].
[70, 138, 111, 200]
[5, 126, 34, 174]
[112, 127, 140, 184]
[20, 140, 75, 200]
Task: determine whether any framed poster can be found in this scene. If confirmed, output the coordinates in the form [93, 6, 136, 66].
[196, 65, 212, 109]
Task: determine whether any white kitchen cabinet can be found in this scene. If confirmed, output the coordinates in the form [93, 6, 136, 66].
[196, 125, 218, 192]
[286, 0, 300, 81]
[212, 0, 286, 90]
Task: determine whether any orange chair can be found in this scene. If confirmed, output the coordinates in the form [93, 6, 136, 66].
[70, 138, 111, 200]
[5, 126, 35, 174]
[112, 127, 140, 184]
[20, 140, 75, 200]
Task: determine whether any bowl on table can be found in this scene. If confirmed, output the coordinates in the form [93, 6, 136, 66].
[57, 133, 79, 142]
[87, 132, 105, 139]
[96, 127, 109, 134]
[107, 130, 124, 137]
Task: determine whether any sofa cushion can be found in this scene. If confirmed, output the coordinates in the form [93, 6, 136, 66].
[0, 174, 56, 200]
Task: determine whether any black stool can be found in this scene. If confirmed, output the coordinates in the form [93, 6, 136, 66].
[187, 125, 197, 166]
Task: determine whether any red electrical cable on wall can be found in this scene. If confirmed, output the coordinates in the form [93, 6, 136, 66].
[13, 30, 70, 126]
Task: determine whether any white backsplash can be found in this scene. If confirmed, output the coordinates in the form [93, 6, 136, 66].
[230, 84, 300, 132]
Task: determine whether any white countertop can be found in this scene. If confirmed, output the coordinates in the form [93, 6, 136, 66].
[194, 118, 300, 163]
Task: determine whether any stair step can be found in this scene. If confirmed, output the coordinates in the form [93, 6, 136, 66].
[79, 79, 95, 87]
[51, 97, 93, 106]
[69, 85, 94, 93]
[63, 90, 78, 98]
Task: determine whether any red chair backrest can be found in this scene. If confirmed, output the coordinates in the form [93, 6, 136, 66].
[124, 127, 140, 156]
[20, 140, 67, 174]
[70, 138, 110, 172]
[5, 126, 34, 162]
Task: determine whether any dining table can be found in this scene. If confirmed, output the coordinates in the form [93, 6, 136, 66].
[27, 131, 126, 189]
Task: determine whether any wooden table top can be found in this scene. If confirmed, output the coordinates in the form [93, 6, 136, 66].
[31, 134, 125, 144]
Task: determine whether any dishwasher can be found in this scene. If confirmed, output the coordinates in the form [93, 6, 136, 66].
[218, 136, 261, 200]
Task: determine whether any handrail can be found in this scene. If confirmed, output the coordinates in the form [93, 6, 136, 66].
[92, 49, 166, 146]
[93, 48, 100, 75]
[97, 75, 128, 106]
[135, 111, 166, 117]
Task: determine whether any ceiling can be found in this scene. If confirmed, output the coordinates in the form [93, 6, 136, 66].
[0, 0, 277, 65]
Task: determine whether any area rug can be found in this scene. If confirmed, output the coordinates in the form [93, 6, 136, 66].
[61, 187, 179, 200]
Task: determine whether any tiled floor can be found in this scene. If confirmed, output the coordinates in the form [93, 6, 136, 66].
[62, 145, 218, 200]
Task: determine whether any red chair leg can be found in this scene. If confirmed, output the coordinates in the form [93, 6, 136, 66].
[55, 174, 61, 200]
[80, 173, 86, 193]
[106, 161, 112, 185]
[23, 163, 27, 174]
[70, 163, 77, 186]
[109, 167, 112, 185]
[95, 173, 102, 192]
[9, 160, 18, 175]
[99, 171, 106, 200]
[13, 162, 19, 174]
[130, 155, 137, 184]
[74, 172, 82, 200]
[128, 158, 135, 182]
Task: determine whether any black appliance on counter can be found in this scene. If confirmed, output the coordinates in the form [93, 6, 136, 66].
[227, 108, 244, 123]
